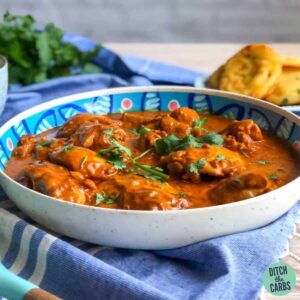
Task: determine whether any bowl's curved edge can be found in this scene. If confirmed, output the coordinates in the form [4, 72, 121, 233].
[0, 85, 299, 216]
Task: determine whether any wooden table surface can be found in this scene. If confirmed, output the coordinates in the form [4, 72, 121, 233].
[108, 43, 300, 299]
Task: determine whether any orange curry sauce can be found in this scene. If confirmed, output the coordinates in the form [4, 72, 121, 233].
[5, 108, 300, 210]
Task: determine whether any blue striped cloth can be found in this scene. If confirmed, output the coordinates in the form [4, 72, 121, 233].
[0, 34, 299, 300]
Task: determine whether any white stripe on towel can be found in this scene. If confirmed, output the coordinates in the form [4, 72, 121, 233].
[0, 209, 20, 259]
[28, 234, 57, 285]
[9, 225, 37, 274]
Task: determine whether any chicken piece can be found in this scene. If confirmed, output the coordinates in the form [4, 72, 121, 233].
[160, 146, 244, 182]
[49, 146, 117, 179]
[122, 112, 162, 128]
[95, 174, 191, 210]
[24, 161, 86, 204]
[56, 113, 122, 138]
[170, 107, 200, 125]
[13, 135, 35, 158]
[223, 120, 263, 152]
[161, 108, 200, 137]
[139, 129, 168, 150]
[208, 173, 270, 204]
[34, 138, 67, 160]
[70, 122, 126, 150]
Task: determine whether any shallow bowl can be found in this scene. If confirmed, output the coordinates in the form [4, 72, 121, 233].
[0, 86, 299, 250]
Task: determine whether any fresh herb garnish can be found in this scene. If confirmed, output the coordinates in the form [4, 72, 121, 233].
[154, 132, 224, 155]
[241, 151, 249, 158]
[63, 144, 74, 152]
[193, 117, 208, 131]
[130, 127, 151, 135]
[281, 98, 289, 106]
[98, 139, 168, 181]
[0, 12, 102, 84]
[37, 140, 52, 147]
[133, 148, 153, 162]
[95, 192, 106, 205]
[103, 128, 114, 136]
[216, 154, 226, 161]
[187, 158, 207, 174]
[95, 192, 118, 205]
[80, 156, 88, 169]
[232, 177, 241, 184]
[256, 160, 270, 165]
[269, 173, 278, 181]
[98, 146, 126, 170]
[133, 163, 168, 182]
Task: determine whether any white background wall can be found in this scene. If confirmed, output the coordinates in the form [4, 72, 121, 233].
[1, 0, 300, 42]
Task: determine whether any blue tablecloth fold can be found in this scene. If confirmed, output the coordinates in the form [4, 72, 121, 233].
[0, 33, 299, 300]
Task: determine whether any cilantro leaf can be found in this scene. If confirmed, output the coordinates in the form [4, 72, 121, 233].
[255, 160, 270, 165]
[216, 154, 225, 161]
[187, 158, 207, 174]
[95, 192, 118, 205]
[130, 127, 151, 135]
[193, 117, 208, 130]
[80, 156, 88, 169]
[197, 132, 224, 146]
[281, 98, 289, 106]
[134, 163, 169, 182]
[37, 140, 52, 147]
[154, 132, 224, 155]
[0, 12, 102, 84]
[63, 144, 74, 152]
[241, 151, 249, 158]
[97, 147, 126, 170]
[95, 192, 106, 205]
[103, 128, 114, 136]
[269, 173, 278, 181]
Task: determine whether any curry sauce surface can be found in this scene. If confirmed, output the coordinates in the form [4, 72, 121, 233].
[5, 109, 300, 210]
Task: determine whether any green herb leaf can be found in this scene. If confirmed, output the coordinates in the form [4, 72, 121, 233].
[37, 140, 52, 147]
[197, 132, 224, 146]
[281, 98, 289, 106]
[97, 147, 126, 170]
[154, 132, 224, 155]
[63, 144, 74, 152]
[132, 148, 153, 162]
[232, 177, 241, 184]
[133, 163, 169, 182]
[104, 194, 118, 204]
[130, 127, 151, 135]
[80, 156, 88, 169]
[269, 173, 278, 181]
[95, 192, 106, 205]
[103, 128, 114, 136]
[255, 160, 270, 165]
[193, 117, 208, 130]
[95, 192, 118, 205]
[0, 12, 102, 84]
[241, 151, 249, 158]
[216, 154, 225, 161]
[187, 158, 207, 174]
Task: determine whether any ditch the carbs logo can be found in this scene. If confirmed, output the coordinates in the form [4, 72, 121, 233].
[263, 262, 296, 296]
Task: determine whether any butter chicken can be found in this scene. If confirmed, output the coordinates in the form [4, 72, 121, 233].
[5, 108, 300, 210]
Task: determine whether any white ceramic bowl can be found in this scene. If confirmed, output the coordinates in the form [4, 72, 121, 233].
[0, 55, 8, 115]
[0, 86, 299, 250]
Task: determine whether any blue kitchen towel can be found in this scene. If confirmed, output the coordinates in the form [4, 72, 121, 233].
[0, 33, 299, 300]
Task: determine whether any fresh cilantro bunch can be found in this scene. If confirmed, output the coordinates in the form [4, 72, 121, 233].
[0, 12, 101, 84]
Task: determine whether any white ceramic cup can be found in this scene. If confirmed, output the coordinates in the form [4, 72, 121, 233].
[0, 55, 8, 115]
